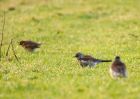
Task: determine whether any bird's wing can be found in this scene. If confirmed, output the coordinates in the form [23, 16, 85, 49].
[24, 41, 40, 48]
[80, 55, 95, 61]
[112, 61, 126, 73]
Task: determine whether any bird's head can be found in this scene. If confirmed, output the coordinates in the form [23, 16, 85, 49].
[74, 52, 84, 59]
[19, 41, 25, 45]
[115, 56, 121, 61]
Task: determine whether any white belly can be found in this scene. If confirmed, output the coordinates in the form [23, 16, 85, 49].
[109, 68, 127, 78]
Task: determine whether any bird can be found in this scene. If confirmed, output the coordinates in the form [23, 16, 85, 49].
[74, 52, 112, 67]
[19, 40, 41, 52]
[110, 56, 127, 78]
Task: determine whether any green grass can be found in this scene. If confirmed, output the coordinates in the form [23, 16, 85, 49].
[0, 0, 140, 98]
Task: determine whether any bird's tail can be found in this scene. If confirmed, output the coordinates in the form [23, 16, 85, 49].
[100, 60, 112, 62]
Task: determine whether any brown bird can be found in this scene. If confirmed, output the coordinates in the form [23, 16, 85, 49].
[19, 40, 41, 52]
[74, 52, 112, 67]
[110, 56, 127, 78]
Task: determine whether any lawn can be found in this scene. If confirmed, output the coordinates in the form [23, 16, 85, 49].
[0, 0, 140, 99]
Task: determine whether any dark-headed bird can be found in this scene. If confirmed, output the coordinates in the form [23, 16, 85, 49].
[19, 40, 41, 52]
[110, 56, 127, 78]
[74, 52, 112, 67]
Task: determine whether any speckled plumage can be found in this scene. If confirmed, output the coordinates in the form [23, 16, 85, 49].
[19, 40, 41, 52]
[110, 56, 127, 78]
[75, 52, 112, 67]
